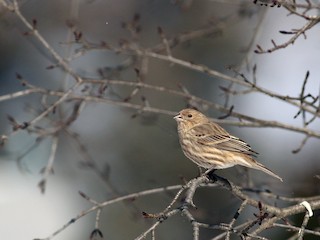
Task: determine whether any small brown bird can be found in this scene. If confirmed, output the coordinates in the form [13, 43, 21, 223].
[174, 108, 283, 181]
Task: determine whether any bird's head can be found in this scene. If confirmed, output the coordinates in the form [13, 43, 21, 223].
[174, 108, 208, 131]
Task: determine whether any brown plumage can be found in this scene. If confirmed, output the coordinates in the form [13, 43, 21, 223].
[174, 108, 283, 182]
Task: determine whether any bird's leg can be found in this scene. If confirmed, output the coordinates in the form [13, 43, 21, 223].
[204, 167, 216, 175]
[204, 169, 232, 188]
[197, 166, 203, 177]
[205, 168, 217, 181]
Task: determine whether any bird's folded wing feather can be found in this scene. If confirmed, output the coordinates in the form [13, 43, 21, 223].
[189, 123, 258, 156]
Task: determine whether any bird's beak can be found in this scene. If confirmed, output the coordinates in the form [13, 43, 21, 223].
[174, 113, 183, 122]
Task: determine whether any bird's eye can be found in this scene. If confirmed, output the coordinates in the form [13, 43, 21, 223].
[187, 114, 193, 118]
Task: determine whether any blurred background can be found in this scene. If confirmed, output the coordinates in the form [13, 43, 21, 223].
[0, 0, 319, 239]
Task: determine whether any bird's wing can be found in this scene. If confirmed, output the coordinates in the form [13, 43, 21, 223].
[189, 123, 258, 156]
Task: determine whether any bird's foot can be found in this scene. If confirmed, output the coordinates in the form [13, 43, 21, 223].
[205, 168, 217, 180]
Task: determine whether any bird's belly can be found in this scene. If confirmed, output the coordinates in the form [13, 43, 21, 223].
[180, 139, 236, 169]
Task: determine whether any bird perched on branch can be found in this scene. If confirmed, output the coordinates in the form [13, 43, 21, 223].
[174, 108, 283, 182]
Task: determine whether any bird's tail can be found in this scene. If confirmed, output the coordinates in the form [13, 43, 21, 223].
[250, 161, 283, 182]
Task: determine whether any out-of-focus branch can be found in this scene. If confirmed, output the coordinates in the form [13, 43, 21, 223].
[34, 173, 320, 240]
[1, 1, 320, 239]
[122, 47, 320, 118]
[254, 0, 320, 53]
[255, 18, 320, 54]
[3, 0, 83, 83]
[38, 136, 58, 193]
[2, 82, 320, 139]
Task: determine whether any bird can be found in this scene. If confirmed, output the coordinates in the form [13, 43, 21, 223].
[174, 108, 283, 182]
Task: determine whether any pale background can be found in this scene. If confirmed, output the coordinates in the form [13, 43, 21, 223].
[0, 0, 319, 239]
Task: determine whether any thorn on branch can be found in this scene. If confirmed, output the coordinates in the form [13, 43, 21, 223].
[7, 114, 17, 125]
[251, 64, 258, 85]
[39, 166, 54, 174]
[73, 30, 82, 42]
[20, 80, 27, 87]
[253, 0, 281, 7]
[279, 30, 295, 34]
[301, 71, 310, 94]
[7, 115, 29, 131]
[21, 122, 29, 129]
[142, 211, 159, 219]
[52, 106, 57, 115]
[253, 201, 269, 225]
[22, 19, 37, 36]
[15, 72, 30, 86]
[78, 191, 88, 199]
[46, 65, 56, 70]
[294, 71, 312, 124]
[90, 228, 103, 240]
[0, 135, 8, 146]
[157, 26, 172, 57]
[15, 72, 23, 80]
[38, 179, 46, 194]
[69, 218, 76, 224]
[32, 18, 37, 30]
[81, 85, 90, 93]
[293, 110, 301, 119]
[78, 190, 100, 205]
[134, 68, 140, 76]
[122, 13, 142, 35]
[177, 83, 190, 94]
[218, 105, 234, 119]
[98, 83, 108, 96]
[16, 73, 27, 87]
[254, 44, 264, 54]
[292, 136, 309, 154]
